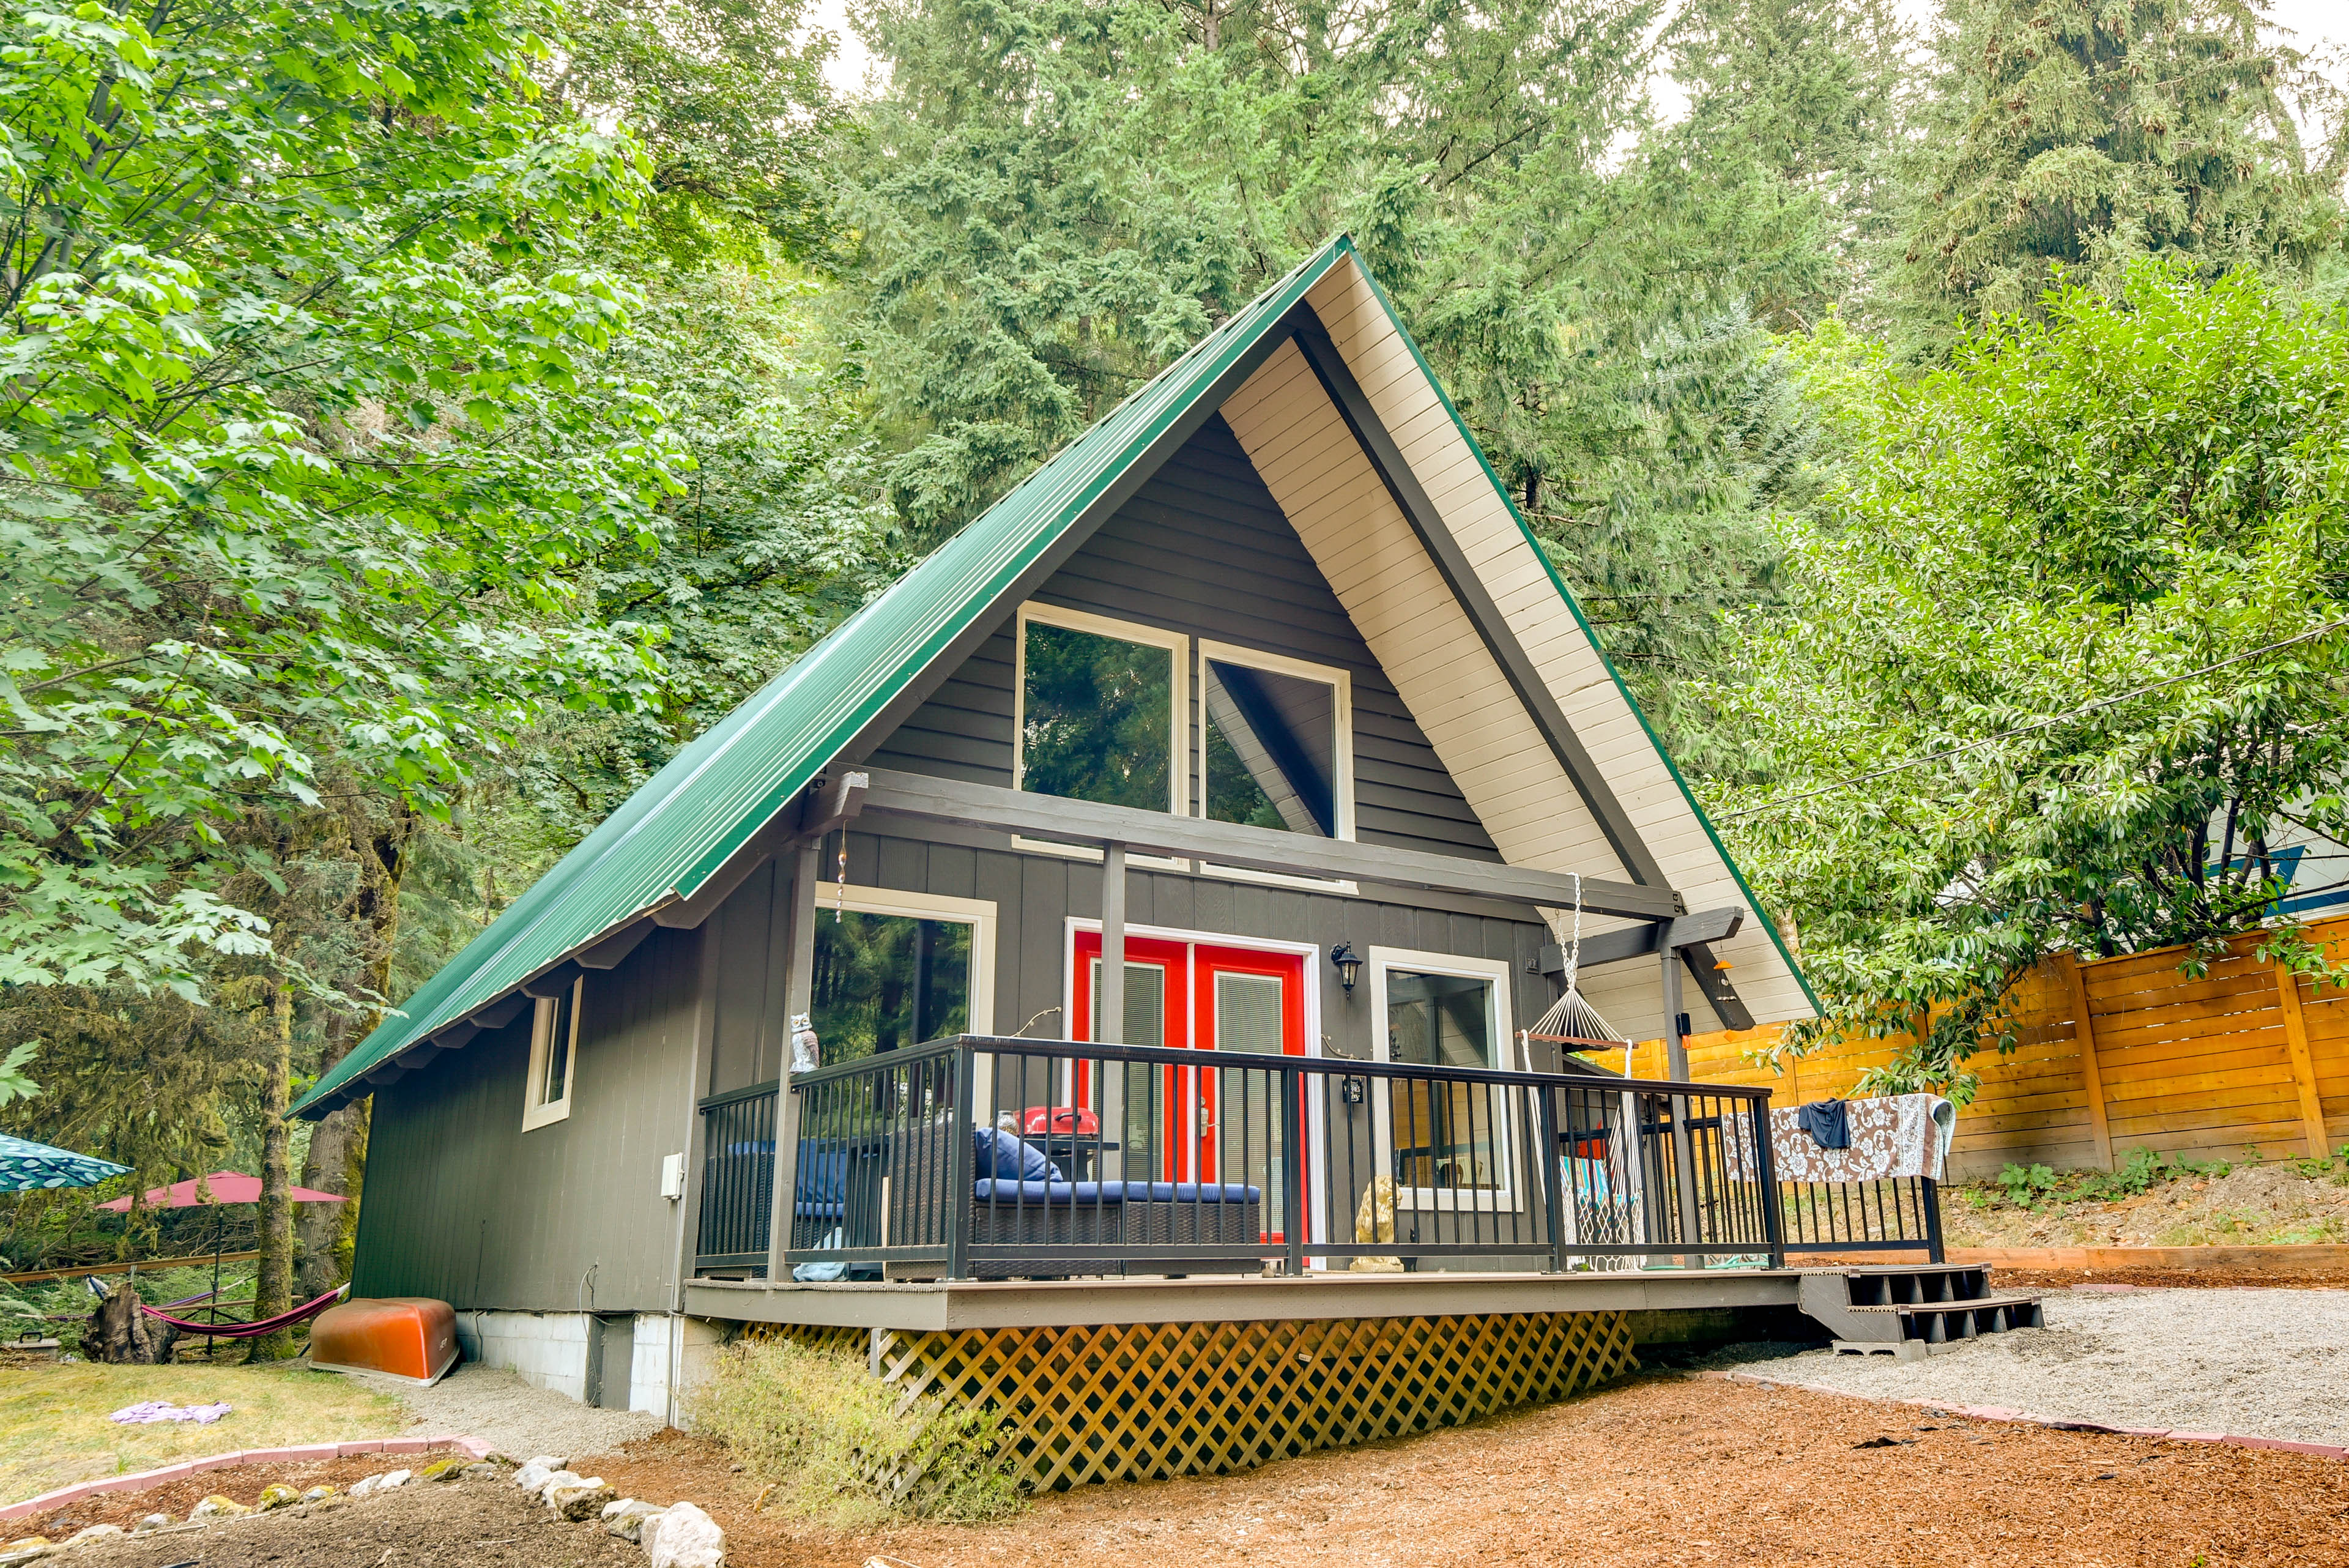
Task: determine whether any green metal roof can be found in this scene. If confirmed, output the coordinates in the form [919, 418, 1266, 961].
[292, 239, 1354, 1118]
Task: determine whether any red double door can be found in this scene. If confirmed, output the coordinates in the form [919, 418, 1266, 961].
[1070, 932, 1307, 1192]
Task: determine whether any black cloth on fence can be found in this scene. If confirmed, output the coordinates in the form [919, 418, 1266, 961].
[1795, 1098, 1850, 1150]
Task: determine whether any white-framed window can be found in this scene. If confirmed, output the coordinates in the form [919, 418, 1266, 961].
[1197, 639, 1354, 890]
[1014, 602, 1189, 819]
[811, 882, 996, 1061]
[522, 977, 582, 1131]
[1367, 946, 1518, 1210]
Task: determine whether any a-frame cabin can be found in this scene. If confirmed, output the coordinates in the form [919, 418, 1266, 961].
[295, 238, 1850, 1479]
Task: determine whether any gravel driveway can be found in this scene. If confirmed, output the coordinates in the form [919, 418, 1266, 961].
[354, 1362, 661, 1460]
[1723, 1285, 2349, 1446]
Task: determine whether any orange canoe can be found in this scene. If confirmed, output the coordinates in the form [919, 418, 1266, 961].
[308, 1298, 459, 1386]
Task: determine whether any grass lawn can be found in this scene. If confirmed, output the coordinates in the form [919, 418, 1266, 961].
[0, 1358, 407, 1505]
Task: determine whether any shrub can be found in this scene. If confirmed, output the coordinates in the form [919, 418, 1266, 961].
[686, 1336, 1021, 1526]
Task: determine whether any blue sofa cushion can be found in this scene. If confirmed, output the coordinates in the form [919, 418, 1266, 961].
[971, 1126, 1061, 1183]
[971, 1178, 1262, 1205]
[795, 1142, 847, 1217]
[1143, 1181, 1263, 1204]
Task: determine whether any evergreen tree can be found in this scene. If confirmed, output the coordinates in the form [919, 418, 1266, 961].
[827, 0, 1913, 746]
[1890, 0, 2348, 340]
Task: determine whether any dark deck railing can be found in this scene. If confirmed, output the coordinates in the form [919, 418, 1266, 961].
[694, 1035, 1943, 1280]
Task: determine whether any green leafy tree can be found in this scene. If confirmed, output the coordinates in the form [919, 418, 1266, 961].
[1708, 261, 2349, 1100]
[548, 0, 840, 264]
[1889, 0, 2348, 342]
[0, 0, 683, 1000]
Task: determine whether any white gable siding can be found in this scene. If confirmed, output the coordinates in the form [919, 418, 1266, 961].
[1220, 257, 1813, 1041]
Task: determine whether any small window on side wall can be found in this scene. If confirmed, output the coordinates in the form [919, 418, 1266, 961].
[522, 978, 581, 1131]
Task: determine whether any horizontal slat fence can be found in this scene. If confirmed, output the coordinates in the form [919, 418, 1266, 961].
[1627, 918, 2349, 1181]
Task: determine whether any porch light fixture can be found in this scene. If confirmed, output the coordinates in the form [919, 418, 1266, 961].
[1329, 942, 1364, 995]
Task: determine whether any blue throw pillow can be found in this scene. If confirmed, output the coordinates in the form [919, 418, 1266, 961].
[971, 1126, 1060, 1182]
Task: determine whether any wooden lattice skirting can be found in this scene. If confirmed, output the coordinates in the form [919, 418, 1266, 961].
[755, 1310, 1637, 1490]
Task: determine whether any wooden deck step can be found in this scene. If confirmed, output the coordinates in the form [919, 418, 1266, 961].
[1796, 1268, 2047, 1345]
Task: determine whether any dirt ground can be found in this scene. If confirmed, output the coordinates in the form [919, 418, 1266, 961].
[1947, 1160, 2349, 1248]
[41, 1474, 641, 1568]
[10, 1448, 473, 1539]
[31, 1376, 2349, 1567]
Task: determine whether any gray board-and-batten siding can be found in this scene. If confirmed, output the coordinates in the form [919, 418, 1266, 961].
[351, 924, 708, 1314]
[863, 414, 1502, 864]
[352, 412, 1572, 1312]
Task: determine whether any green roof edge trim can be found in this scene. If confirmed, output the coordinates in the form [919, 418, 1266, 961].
[291, 239, 1353, 1119]
[1341, 258, 1822, 1022]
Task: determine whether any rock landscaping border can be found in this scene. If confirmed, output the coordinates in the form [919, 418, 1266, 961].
[1704, 1369, 2349, 1460]
[4, 1451, 731, 1567]
[0, 1435, 492, 1523]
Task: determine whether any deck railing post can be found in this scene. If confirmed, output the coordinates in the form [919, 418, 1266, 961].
[1751, 1091, 1784, 1270]
[1537, 1084, 1567, 1274]
[1280, 1060, 1305, 1276]
[765, 841, 822, 1281]
[948, 1041, 975, 1280]
[1921, 1176, 1945, 1265]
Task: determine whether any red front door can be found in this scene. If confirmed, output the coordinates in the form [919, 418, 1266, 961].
[1190, 944, 1307, 1189]
[1070, 933, 1309, 1236]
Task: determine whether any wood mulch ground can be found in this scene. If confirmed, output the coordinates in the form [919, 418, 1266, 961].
[1994, 1265, 2349, 1290]
[25, 1376, 2349, 1566]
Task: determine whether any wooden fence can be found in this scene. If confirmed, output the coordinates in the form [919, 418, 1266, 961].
[1627, 917, 2349, 1182]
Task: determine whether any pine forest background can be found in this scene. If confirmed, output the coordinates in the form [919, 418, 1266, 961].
[2, 0, 2347, 1299]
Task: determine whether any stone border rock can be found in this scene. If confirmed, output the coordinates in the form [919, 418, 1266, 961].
[1702, 1370, 2349, 1460]
[0, 1435, 492, 1523]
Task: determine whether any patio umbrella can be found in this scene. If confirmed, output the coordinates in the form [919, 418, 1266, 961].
[97, 1171, 346, 1354]
[0, 1133, 131, 1192]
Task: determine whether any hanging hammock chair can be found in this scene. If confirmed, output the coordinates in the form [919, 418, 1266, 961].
[1519, 873, 1636, 1079]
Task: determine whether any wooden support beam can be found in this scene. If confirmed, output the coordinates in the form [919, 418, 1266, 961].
[796, 770, 870, 836]
[519, 964, 582, 1000]
[576, 917, 655, 970]
[1540, 909, 1754, 1033]
[858, 768, 1679, 921]
[1100, 842, 1127, 1044]
[1538, 908, 1743, 972]
[2058, 950, 2114, 1172]
[766, 843, 822, 1281]
[2272, 959, 2332, 1159]
[469, 994, 530, 1031]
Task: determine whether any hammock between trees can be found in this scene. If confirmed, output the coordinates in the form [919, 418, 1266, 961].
[138, 1284, 348, 1339]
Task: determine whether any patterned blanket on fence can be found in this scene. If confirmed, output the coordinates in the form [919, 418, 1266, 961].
[1723, 1093, 1955, 1183]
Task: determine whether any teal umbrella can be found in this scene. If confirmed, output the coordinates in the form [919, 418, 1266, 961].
[0, 1134, 131, 1192]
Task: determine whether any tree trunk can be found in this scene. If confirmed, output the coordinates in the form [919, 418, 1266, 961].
[295, 808, 412, 1296]
[247, 981, 296, 1362]
[88, 1281, 179, 1364]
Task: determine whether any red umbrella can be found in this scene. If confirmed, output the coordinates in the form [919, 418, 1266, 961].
[97, 1171, 344, 1211]
[98, 1171, 345, 1356]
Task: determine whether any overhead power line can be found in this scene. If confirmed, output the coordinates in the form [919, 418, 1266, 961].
[1713, 616, 2349, 823]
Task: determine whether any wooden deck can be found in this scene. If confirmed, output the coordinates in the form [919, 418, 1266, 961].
[683, 1265, 1800, 1331]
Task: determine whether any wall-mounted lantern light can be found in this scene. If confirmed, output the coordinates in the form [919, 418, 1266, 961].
[1329, 941, 1364, 995]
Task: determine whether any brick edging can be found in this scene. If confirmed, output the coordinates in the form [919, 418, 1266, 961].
[1705, 1370, 2348, 1459]
[0, 1434, 493, 1523]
